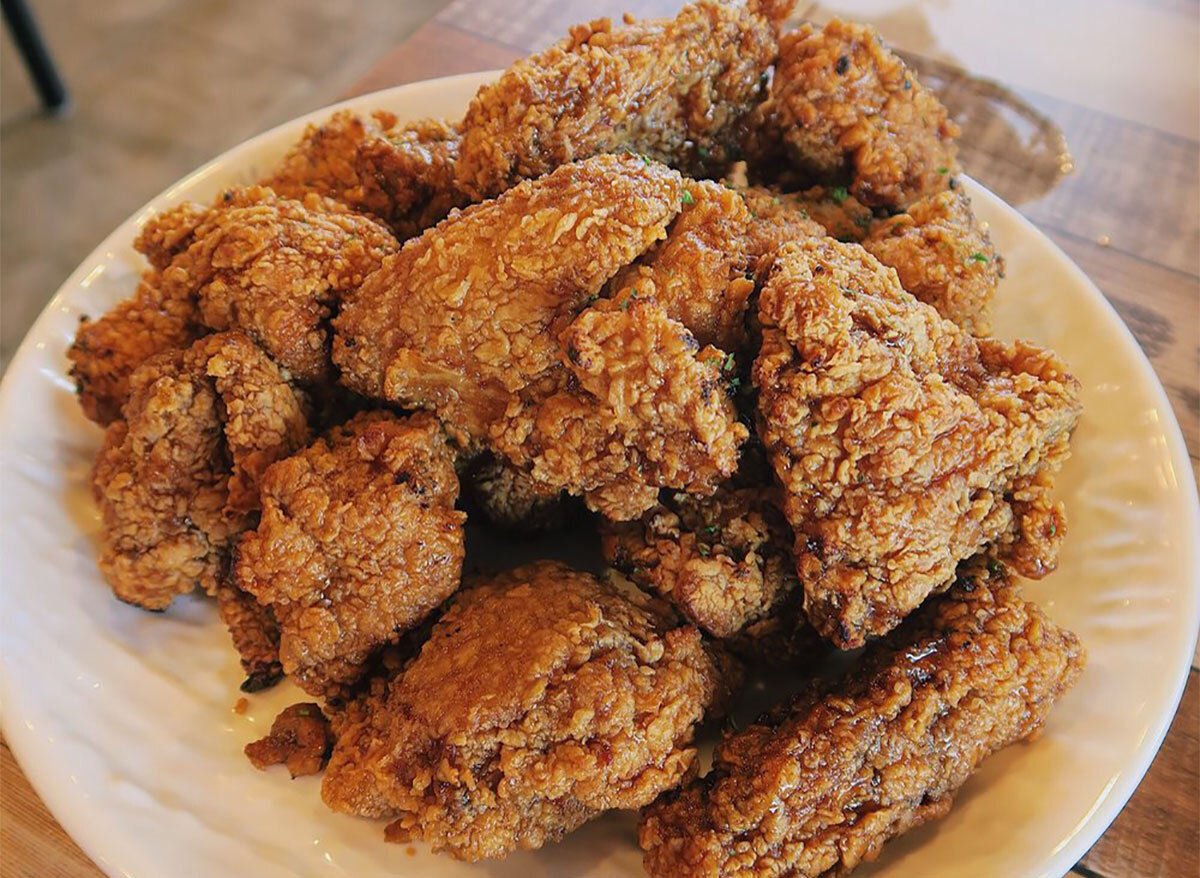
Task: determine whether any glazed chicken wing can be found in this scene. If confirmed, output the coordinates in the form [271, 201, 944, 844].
[639, 561, 1085, 877]
[92, 332, 309, 610]
[321, 561, 727, 861]
[455, 0, 793, 199]
[745, 19, 959, 210]
[235, 411, 466, 698]
[754, 239, 1080, 647]
[334, 153, 683, 448]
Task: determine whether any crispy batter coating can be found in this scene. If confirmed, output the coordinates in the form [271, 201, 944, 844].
[216, 578, 283, 692]
[134, 201, 209, 271]
[601, 484, 794, 639]
[354, 117, 467, 239]
[494, 292, 749, 520]
[736, 185, 827, 263]
[745, 19, 959, 210]
[262, 110, 393, 213]
[265, 111, 467, 240]
[334, 154, 683, 447]
[236, 411, 466, 697]
[68, 272, 203, 425]
[151, 186, 396, 383]
[753, 239, 1080, 647]
[608, 180, 756, 351]
[863, 188, 1004, 334]
[466, 456, 574, 535]
[454, 0, 792, 199]
[91, 333, 309, 610]
[244, 703, 333, 778]
[639, 563, 1086, 877]
[321, 561, 726, 861]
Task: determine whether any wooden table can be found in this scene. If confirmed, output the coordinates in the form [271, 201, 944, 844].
[3, 1, 1197, 876]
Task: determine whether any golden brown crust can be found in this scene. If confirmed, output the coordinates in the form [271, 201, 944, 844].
[745, 19, 959, 210]
[216, 578, 283, 692]
[154, 185, 396, 383]
[134, 201, 209, 271]
[321, 561, 726, 861]
[354, 117, 467, 239]
[244, 703, 333, 778]
[236, 411, 466, 697]
[608, 180, 756, 351]
[68, 272, 203, 425]
[753, 239, 1080, 647]
[264, 111, 468, 240]
[863, 188, 1004, 334]
[334, 153, 684, 447]
[494, 292, 749, 520]
[736, 185, 828, 261]
[638, 563, 1086, 877]
[454, 0, 793, 200]
[91, 332, 309, 611]
[600, 482, 799, 641]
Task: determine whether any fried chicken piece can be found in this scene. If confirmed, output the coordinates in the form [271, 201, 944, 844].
[334, 154, 683, 448]
[466, 455, 574, 535]
[236, 411, 466, 697]
[216, 578, 282, 692]
[68, 271, 203, 425]
[753, 239, 1080, 647]
[454, 0, 792, 200]
[92, 333, 309, 610]
[353, 117, 467, 239]
[640, 562, 1085, 876]
[494, 291, 749, 520]
[244, 703, 333, 778]
[321, 561, 726, 861]
[745, 19, 959, 210]
[264, 111, 466, 240]
[262, 110, 393, 214]
[863, 188, 1004, 334]
[604, 178, 836, 352]
[134, 201, 209, 271]
[148, 186, 396, 383]
[598, 435, 820, 664]
[608, 180, 755, 351]
[601, 482, 801, 641]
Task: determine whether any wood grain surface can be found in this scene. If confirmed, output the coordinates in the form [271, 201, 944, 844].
[3, 1, 1197, 876]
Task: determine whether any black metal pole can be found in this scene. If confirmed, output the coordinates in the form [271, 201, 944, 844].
[1, 0, 68, 112]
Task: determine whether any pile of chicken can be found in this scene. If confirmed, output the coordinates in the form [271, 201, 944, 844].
[70, 2, 1086, 874]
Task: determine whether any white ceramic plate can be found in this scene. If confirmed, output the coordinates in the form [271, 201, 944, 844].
[1, 72, 1197, 878]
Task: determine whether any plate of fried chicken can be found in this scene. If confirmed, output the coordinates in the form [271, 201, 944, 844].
[1, 2, 1197, 877]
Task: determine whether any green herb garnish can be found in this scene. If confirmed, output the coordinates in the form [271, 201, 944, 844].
[831, 186, 849, 205]
[936, 166, 949, 175]
[681, 189, 694, 206]
[968, 252, 990, 263]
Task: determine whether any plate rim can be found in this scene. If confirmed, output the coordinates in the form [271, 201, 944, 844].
[1, 70, 1196, 878]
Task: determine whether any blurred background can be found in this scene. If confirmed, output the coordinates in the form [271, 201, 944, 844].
[0, 0, 448, 369]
